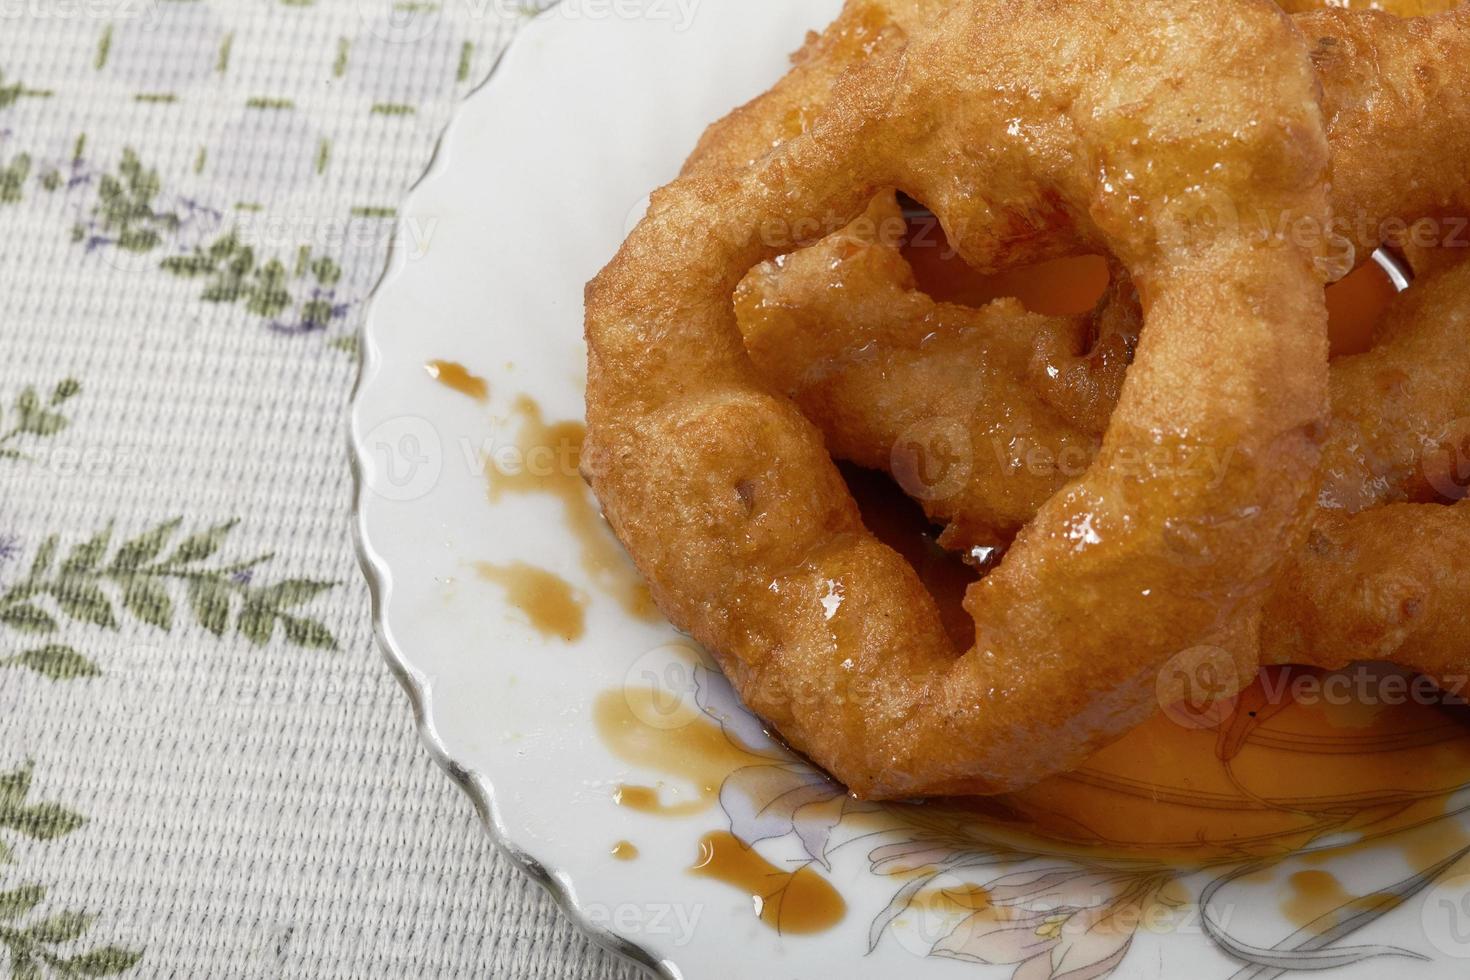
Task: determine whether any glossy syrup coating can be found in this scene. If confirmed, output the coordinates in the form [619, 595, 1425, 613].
[739, 203, 1470, 681]
[736, 198, 1470, 526]
[735, 190, 1138, 554]
[1297, 5, 1470, 268]
[1318, 261, 1470, 512]
[1268, 266, 1470, 687]
[688, 0, 1470, 281]
[715, 1, 1470, 695]
[584, 0, 1331, 799]
[697, 0, 1470, 550]
[1278, 0, 1461, 20]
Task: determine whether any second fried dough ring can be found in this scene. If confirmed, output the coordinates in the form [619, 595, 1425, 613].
[585, 0, 1331, 799]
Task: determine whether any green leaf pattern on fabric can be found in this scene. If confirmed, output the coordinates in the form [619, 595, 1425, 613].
[0, 8, 605, 977]
[0, 765, 142, 976]
[1, 519, 340, 679]
[0, 134, 352, 341]
[0, 381, 81, 463]
[159, 229, 344, 328]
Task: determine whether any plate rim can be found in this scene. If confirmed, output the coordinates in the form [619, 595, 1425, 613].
[345, 7, 674, 976]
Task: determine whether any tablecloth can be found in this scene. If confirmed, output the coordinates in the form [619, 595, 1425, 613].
[0, 2, 643, 976]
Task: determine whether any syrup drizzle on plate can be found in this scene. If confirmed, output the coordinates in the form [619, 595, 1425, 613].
[492, 237, 1470, 937]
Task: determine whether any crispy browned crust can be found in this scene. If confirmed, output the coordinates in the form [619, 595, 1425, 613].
[722, 0, 1470, 695]
[686, 1, 1469, 275]
[734, 191, 1138, 551]
[679, 1, 947, 178]
[1318, 261, 1470, 511]
[739, 204, 1470, 673]
[1262, 502, 1470, 682]
[585, 0, 1331, 798]
[1279, 0, 1460, 15]
[1297, 5, 1470, 267]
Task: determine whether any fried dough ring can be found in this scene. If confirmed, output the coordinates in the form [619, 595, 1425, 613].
[705, 1, 1464, 558]
[739, 194, 1470, 532]
[585, 0, 1331, 799]
[725, 1, 1469, 525]
[736, 191, 1139, 553]
[688, 1, 1470, 277]
[741, 210, 1470, 682]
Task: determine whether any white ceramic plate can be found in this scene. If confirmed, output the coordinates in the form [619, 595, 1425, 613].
[350, 2, 1470, 976]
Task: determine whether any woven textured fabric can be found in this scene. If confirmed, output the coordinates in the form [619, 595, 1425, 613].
[0, 3, 641, 977]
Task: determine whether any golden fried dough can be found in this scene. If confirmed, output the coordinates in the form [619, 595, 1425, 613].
[1263, 502, 1470, 682]
[586, 0, 1332, 798]
[735, 191, 1138, 553]
[1297, 6, 1470, 267]
[734, 112, 1470, 693]
[716, 2, 1470, 689]
[1318, 262, 1470, 510]
[740, 198, 1470, 516]
[1277, 1, 1461, 22]
[690, 1, 1470, 276]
